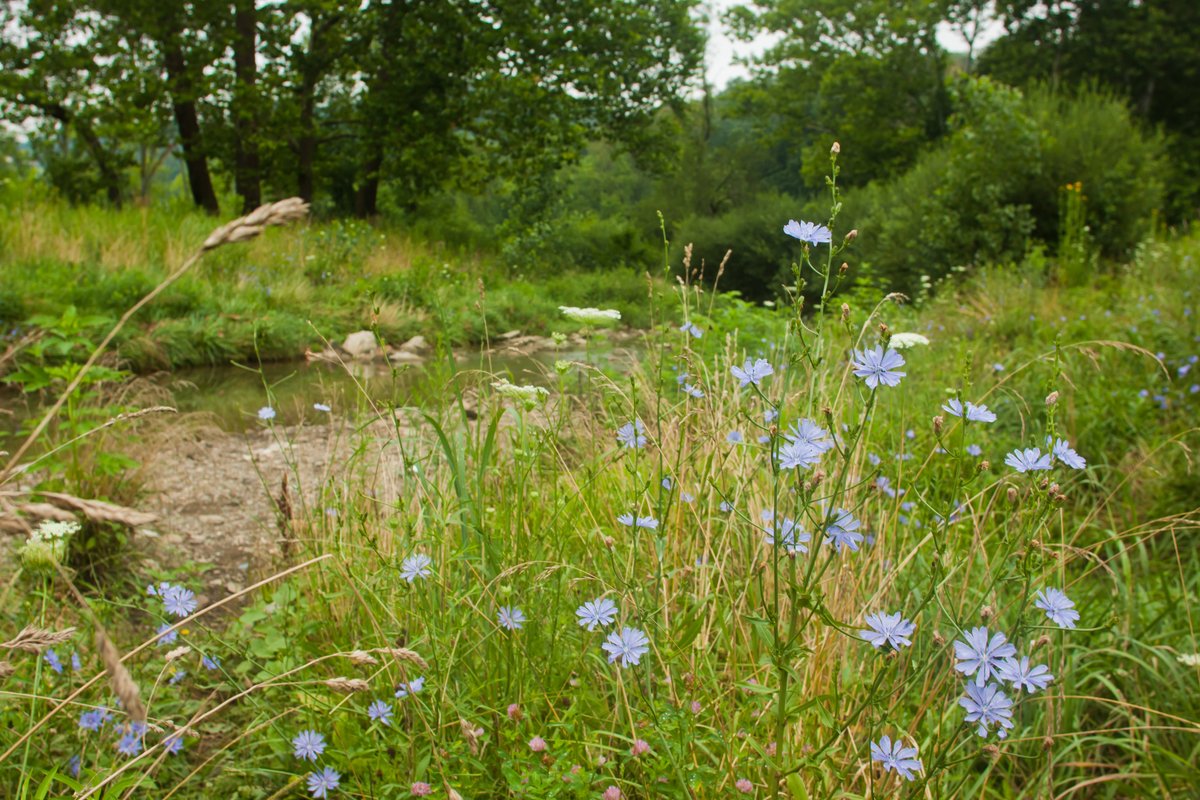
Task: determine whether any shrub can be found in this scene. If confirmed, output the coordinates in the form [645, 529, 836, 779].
[846, 77, 1167, 290]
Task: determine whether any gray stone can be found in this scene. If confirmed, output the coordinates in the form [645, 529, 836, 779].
[398, 334, 430, 353]
[342, 330, 379, 358]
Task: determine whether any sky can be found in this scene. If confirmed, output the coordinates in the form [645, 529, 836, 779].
[703, 0, 1006, 90]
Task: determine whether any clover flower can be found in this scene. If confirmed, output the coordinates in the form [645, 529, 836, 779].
[576, 598, 619, 631]
[783, 219, 832, 245]
[1050, 438, 1086, 469]
[860, 612, 916, 650]
[954, 627, 1017, 685]
[616, 419, 646, 449]
[824, 509, 864, 553]
[307, 767, 341, 798]
[731, 357, 774, 387]
[529, 736, 548, 752]
[292, 730, 326, 761]
[1034, 588, 1079, 629]
[997, 656, 1053, 694]
[851, 346, 906, 388]
[959, 681, 1015, 738]
[1005, 447, 1052, 473]
[411, 783, 433, 797]
[498, 606, 526, 631]
[735, 778, 754, 793]
[942, 398, 997, 423]
[870, 735, 923, 781]
[400, 553, 433, 583]
[368, 699, 393, 725]
[602, 627, 650, 667]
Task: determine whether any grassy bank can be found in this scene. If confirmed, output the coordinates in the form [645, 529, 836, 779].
[1, 193, 1199, 798]
[0, 201, 658, 371]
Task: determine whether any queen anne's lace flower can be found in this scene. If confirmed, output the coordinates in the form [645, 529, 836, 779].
[559, 306, 621, 325]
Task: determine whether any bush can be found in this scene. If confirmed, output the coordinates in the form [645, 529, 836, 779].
[671, 191, 802, 301]
[845, 77, 1167, 290]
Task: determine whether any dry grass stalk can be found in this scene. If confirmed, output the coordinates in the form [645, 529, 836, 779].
[0, 661, 15, 678]
[323, 676, 370, 694]
[96, 631, 146, 723]
[374, 647, 429, 671]
[2, 625, 77, 653]
[460, 719, 484, 756]
[347, 650, 378, 666]
[202, 197, 310, 251]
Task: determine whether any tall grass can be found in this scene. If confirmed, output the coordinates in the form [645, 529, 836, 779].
[1, 163, 1199, 798]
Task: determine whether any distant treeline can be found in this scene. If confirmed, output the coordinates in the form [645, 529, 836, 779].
[1, 1, 1196, 297]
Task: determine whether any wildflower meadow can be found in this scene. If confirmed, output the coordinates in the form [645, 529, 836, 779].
[2, 143, 1199, 800]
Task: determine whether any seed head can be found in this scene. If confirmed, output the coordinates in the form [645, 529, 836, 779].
[933, 415, 944, 434]
[1, 626, 76, 653]
[831, 141, 841, 155]
[323, 677, 370, 693]
[1045, 391, 1059, 406]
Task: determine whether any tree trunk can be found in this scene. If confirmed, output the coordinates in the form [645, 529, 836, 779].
[162, 42, 220, 215]
[232, 0, 261, 212]
[297, 79, 317, 203]
[45, 103, 122, 207]
[354, 147, 384, 218]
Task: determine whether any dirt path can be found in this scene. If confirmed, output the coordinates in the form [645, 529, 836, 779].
[139, 419, 404, 599]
